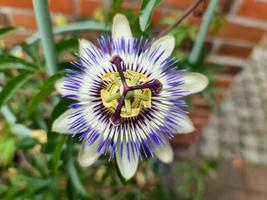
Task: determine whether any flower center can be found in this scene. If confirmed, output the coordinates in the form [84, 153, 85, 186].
[100, 55, 162, 126]
[101, 70, 151, 115]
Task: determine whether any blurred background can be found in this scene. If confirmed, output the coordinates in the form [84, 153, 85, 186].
[0, 0, 267, 199]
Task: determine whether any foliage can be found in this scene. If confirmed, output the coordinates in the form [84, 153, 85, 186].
[0, 0, 224, 199]
[139, 0, 163, 32]
[0, 27, 18, 39]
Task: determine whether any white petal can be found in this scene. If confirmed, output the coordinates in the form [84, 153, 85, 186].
[153, 139, 173, 163]
[55, 79, 76, 98]
[180, 72, 209, 95]
[150, 35, 175, 63]
[51, 109, 74, 134]
[112, 14, 132, 41]
[78, 135, 102, 167]
[79, 39, 100, 66]
[176, 115, 195, 134]
[116, 142, 138, 180]
[79, 39, 92, 55]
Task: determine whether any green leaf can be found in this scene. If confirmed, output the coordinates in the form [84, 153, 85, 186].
[0, 137, 16, 166]
[139, 0, 162, 32]
[112, 0, 124, 12]
[0, 55, 37, 71]
[21, 41, 41, 64]
[56, 38, 78, 57]
[51, 97, 76, 121]
[188, 26, 197, 40]
[18, 137, 38, 150]
[47, 98, 73, 175]
[175, 31, 186, 47]
[34, 154, 48, 177]
[0, 184, 8, 196]
[49, 135, 67, 175]
[66, 142, 88, 197]
[21, 175, 52, 193]
[0, 26, 18, 38]
[0, 71, 34, 108]
[53, 20, 109, 35]
[67, 158, 88, 197]
[26, 72, 64, 117]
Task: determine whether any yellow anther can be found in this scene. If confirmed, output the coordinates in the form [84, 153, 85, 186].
[101, 70, 152, 118]
[104, 93, 121, 103]
[142, 89, 152, 108]
[124, 99, 132, 115]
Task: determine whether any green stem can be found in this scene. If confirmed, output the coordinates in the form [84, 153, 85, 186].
[33, 0, 57, 76]
[188, 0, 219, 64]
[51, 135, 67, 175]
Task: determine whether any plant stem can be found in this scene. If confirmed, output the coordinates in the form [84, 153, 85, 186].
[188, 0, 219, 64]
[33, 0, 57, 76]
[51, 135, 67, 175]
[157, 0, 204, 38]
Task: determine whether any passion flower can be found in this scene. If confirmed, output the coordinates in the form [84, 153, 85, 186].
[52, 14, 208, 179]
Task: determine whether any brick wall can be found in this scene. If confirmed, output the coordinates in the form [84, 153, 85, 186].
[0, 0, 267, 145]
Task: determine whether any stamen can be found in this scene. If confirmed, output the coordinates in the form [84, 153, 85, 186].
[104, 93, 121, 103]
[124, 99, 132, 114]
[129, 73, 141, 85]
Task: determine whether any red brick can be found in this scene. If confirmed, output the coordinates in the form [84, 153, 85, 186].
[237, 0, 267, 21]
[191, 95, 209, 107]
[80, 0, 102, 18]
[171, 107, 211, 146]
[190, 108, 211, 122]
[261, 33, 267, 46]
[188, 16, 261, 45]
[215, 91, 226, 102]
[222, 66, 243, 76]
[0, 0, 32, 9]
[0, 0, 72, 14]
[10, 13, 37, 30]
[211, 22, 265, 43]
[151, 8, 162, 27]
[219, 0, 235, 13]
[0, 12, 8, 25]
[172, 131, 200, 146]
[217, 44, 252, 58]
[49, 0, 73, 14]
[214, 77, 233, 89]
